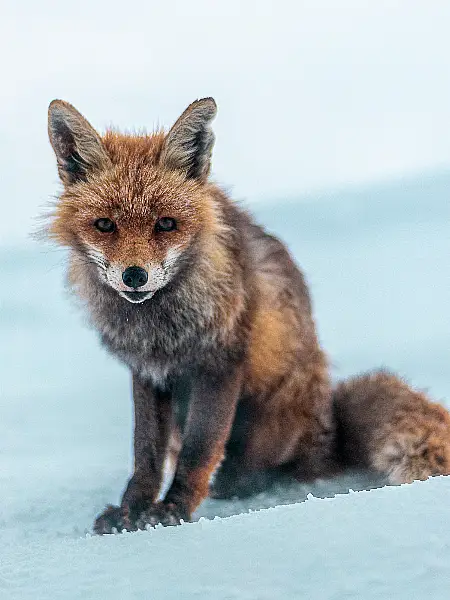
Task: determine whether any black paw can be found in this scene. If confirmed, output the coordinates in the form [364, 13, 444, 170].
[93, 504, 137, 535]
[136, 502, 189, 529]
[93, 502, 189, 534]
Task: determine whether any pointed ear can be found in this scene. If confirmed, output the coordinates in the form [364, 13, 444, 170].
[48, 100, 111, 185]
[160, 98, 217, 181]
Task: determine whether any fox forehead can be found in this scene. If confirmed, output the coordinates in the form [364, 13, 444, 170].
[80, 175, 200, 222]
[69, 145, 204, 218]
[59, 168, 210, 245]
[101, 130, 166, 167]
[50, 156, 220, 248]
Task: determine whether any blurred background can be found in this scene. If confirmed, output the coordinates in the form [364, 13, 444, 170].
[1, 1, 450, 541]
[2, 1, 450, 244]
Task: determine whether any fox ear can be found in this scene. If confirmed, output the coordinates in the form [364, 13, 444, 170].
[160, 98, 217, 181]
[48, 100, 110, 185]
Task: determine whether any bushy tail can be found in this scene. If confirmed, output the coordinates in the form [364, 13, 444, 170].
[333, 370, 450, 484]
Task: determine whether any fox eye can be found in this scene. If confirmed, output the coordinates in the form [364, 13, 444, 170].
[155, 217, 177, 233]
[94, 218, 116, 233]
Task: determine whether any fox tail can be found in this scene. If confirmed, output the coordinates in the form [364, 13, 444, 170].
[333, 370, 450, 484]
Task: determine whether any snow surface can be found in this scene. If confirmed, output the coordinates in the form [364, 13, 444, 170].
[2, 479, 450, 600]
[1, 174, 450, 598]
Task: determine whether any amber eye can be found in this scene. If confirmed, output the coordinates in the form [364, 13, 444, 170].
[155, 217, 177, 233]
[94, 218, 116, 233]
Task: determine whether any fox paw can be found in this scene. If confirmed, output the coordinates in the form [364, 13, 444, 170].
[136, 502, 189, 529]
[93, 504, 137, 535]
[93, 502, 189, 534]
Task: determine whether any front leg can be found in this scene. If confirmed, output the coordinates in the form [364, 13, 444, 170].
[94, 373, 173, 534]
[142, 365, 243, 526]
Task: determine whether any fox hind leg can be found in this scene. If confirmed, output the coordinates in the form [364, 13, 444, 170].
[211, 367, 336, 498]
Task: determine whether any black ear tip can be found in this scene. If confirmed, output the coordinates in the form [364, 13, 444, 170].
[192, 97, 217, 120]
[48, 101, 68, 127]
[199, 97, 216, 107]
[48, 100, 80, 123]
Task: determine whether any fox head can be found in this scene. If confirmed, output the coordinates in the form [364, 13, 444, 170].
[47, 98, 226, 304]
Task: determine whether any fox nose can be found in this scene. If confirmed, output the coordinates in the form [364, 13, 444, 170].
[122, 266, 148, 289]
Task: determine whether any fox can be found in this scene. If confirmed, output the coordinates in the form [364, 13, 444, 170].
[44, 97, 450, 534]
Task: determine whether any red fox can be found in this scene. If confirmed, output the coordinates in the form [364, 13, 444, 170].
[45, 97, 450, 534]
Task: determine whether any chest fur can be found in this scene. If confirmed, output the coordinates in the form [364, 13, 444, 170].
[87, 285, 224, 382]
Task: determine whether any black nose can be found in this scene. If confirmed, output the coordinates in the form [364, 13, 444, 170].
[122, 266, 148, 289]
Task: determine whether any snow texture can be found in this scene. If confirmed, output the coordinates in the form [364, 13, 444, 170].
[1, 174, 450, 598]
[2, 479, 450, 600]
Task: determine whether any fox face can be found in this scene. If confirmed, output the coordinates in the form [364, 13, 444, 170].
[46, 98, 220, 304]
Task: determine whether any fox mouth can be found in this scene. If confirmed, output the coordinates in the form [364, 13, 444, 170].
[120, 290, 154, 304]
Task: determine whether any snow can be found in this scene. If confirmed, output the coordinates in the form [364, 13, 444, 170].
[2, 480, 450, 599]
[1, 172, 450, 597]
